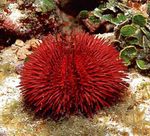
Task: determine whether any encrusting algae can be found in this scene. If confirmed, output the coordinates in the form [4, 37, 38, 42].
[0, 72, 150, 136]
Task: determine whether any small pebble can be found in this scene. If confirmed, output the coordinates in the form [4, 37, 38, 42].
[15, 39, 25, 47]
[15, 63, 24, 74]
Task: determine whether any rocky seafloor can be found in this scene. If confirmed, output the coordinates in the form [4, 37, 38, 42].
[0, 53, 150, 136]
[0, 0, 150, 136]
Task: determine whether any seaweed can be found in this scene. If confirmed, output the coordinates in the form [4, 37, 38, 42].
[0, 63, 15, 83]
[79, 0, 150, 75]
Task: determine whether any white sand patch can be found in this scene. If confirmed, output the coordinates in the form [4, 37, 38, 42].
[0, 76, 20, 113]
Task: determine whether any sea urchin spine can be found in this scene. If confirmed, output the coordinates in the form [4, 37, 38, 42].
[20, 32, 128, 120]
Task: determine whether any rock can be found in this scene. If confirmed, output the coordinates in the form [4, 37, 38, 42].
[0, 0, 62, 46]
[15, 39, 25, 47]
[10, 38, 40, 61]
[15, 63, 24, 74]
[16, 47, 31, 60]
[25, 38, 41, 51]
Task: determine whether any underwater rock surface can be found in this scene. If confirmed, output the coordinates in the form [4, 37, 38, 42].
[0, 46, 150, 135]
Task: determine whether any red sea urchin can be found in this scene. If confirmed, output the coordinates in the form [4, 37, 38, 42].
[20, 32, 128, 120]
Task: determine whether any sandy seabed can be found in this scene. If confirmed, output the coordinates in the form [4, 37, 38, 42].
[0, 46, 150, 136]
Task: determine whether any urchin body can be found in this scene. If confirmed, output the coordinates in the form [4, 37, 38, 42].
[20, 33, 128, 120]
